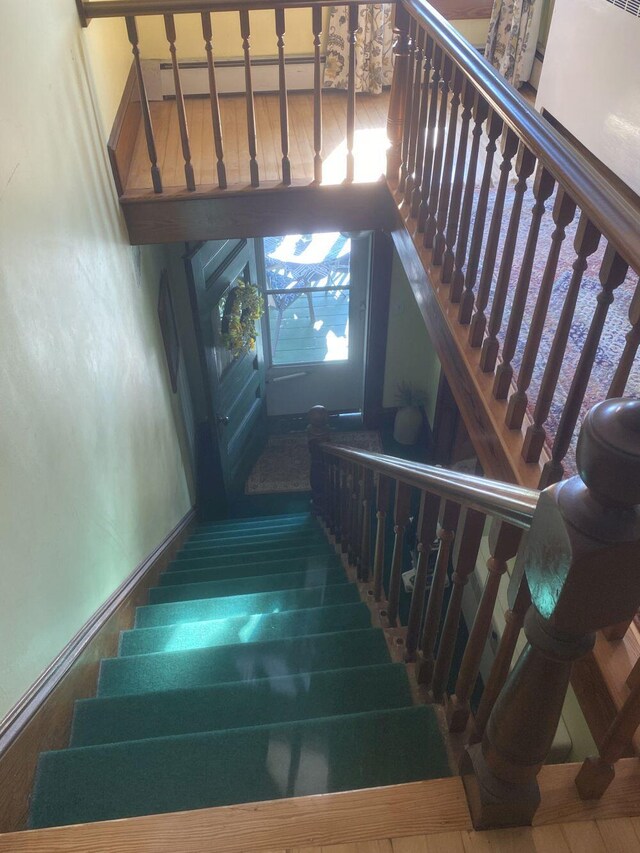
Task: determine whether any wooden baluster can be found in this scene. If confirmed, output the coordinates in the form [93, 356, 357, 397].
[522, 216, 602, 464]
[576, 667, 640, 799]
[540, 244, 629, 486]
[340, 461, 351, 555]
[329, 460, 339, 536]
[334, 460, 345, 548]
[405, 491, 440, 662]
[409, 36, 434, 217]
[349, 462, 361, 567]
[239, 10, 259, 187]
[493, 165, 555, 399]
[403, 27, 426, 203]
[359, 467, 375, 582]
[461, 400, 640, 828]
[332, 461, 341, 536]
[415, 501, 461, 687]
[442, 78, 474, 286]
[468, 127, 519, 346]
[471, 575, 531, 743]
[505, 188, 577, 429]
[447, 521, 522, 732]
[201, 12, 227, 190]
[416, 45, 443, 232]
[373, 474, 392, 601]
[386, 3, 411, 182]
[345, 3, 359, 183]
[450, 95, 489, 303]
[398, 17, 417, 194]
[458, 110, 503, 325]
[164, 14, 195, 191]
[433, 65, 463, 267]
[479, 143, 537, 369]
[431, 508, 486, 701]
[312, 7, 323, 184]
[352, 464, 363, 574]
[274, 8, 291, 185]
[125, 16, 162, 193]
[322, 452, 332, 528]
[387, 482, 413, 627]
[608, 278, 640, 398]
[423, 55, 452, 248]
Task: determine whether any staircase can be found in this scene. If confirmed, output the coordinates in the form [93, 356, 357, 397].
[29, 512, 450, 829]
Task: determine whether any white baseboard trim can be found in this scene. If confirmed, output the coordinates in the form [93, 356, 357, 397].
[150, 56, 323, 98]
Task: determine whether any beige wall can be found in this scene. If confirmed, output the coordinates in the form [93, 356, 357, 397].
[382, 251, 441, 427]
[0, 2, 192, 719]
[130, 11, 489, 62]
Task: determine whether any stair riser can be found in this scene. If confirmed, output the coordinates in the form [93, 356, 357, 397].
[160, 555, 341, 587]
[119, 603, 372, 656]
[181, 531, 325, 552]
[150, 567, 348, 606]
[71, 664, 411, 747]
[31, 707, 448, 829]
[97, 629, 390, 697]
[192, 515, 313, 535]
[168, 546, 332, 572]
[135, 584, 361, 629]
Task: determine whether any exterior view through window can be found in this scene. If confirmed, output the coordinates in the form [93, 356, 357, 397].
[263, 233, 351, 366]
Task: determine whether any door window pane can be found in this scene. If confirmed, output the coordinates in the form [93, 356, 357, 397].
[264, 233, 351, 366]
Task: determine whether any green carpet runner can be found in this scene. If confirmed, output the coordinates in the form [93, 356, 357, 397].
[30, 512, 450, 829]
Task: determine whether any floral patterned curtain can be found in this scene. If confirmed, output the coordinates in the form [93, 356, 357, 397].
[323, 5, 394, 95]
[485, 0, 544, 89]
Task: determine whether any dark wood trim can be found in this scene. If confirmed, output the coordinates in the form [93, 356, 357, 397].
[0, 508, 196, 833]
[390, 214, 539, 486]
[121, 182, 396, 244]
[363, 230, 394, 428]
[431, 371, 460, 467]
[107, 62, 141, 197]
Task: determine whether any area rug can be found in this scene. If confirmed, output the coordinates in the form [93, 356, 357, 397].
[246, 431, 383, 494]
[466, 176, 639, 477]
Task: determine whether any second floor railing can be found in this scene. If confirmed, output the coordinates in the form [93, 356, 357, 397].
[385, 0, 640, 496]
[80, 0, 397, 192]
[308, 397, 640, 829]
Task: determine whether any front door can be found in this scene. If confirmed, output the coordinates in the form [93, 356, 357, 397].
[259, 231, 371, 416]
[185, 239, 266, 504]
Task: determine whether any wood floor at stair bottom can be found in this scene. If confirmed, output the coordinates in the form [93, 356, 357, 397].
[6, 758, 640, 851]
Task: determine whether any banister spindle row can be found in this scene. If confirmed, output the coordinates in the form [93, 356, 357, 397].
[389, 3, 638, 488]
[316, 442, 533, 757]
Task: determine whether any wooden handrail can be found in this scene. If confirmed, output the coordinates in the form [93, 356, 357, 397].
[401, 0, 640, 273]
[320, 444, 539, 529]
[80, 0, 395, 22]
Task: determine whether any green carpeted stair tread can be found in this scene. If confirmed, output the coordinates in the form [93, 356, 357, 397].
[181, 530, 326, 554]
[167, 544, 334, 572]
[181, 525, 326, 548]
[71, 663, 413, 747]
[135, 584, 361, 629]
[160, 554, 341, 586]
[192, 514, 314, 534]
[30, 705, 450, 829]
[119, 602, 372, 656]
[98, 628, 390, 697]
[149, 566, 348, 605]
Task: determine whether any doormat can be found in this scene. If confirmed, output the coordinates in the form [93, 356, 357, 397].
[245, 431, 383, 495]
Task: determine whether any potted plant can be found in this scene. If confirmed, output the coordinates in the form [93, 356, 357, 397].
[393, 382, 426, 445]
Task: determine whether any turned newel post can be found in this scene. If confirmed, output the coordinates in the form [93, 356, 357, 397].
[308, 405, 330, 516]
[386, 3, 411, 183]
[461, 398, 640, 829]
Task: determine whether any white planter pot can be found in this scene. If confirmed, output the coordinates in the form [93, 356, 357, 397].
[393, 405, 423, 445]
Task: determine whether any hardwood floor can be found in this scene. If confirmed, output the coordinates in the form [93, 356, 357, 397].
[126, 90, 390, 196]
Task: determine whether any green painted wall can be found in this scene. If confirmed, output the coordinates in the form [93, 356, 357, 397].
[0, 2, 192, 720]
[382, 251, 441, 427]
